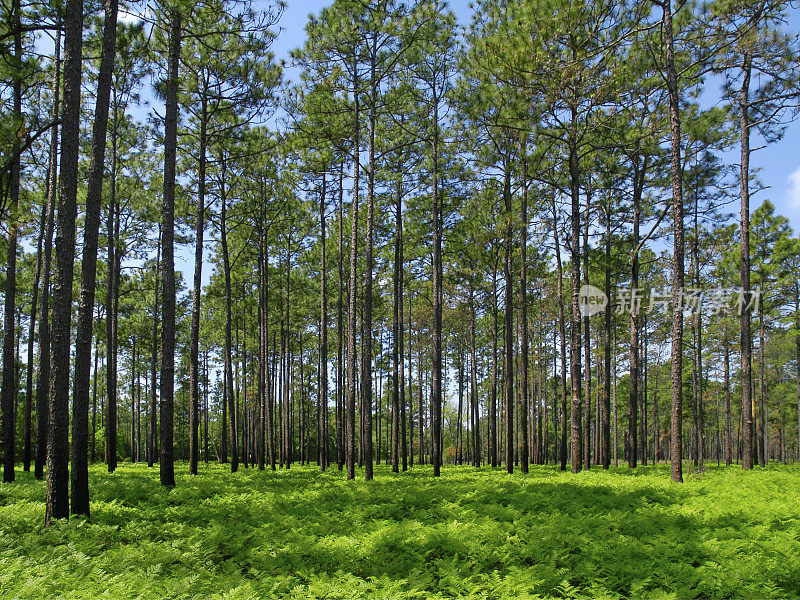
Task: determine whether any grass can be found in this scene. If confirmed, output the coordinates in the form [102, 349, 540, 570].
[1, 462, 800, 599]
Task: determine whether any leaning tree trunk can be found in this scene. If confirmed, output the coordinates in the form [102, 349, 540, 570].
[46, 0, 83, 523]
[71, 0, 118, 516]
[159, 9, 181, 488]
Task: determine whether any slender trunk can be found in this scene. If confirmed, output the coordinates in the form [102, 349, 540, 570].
[221, 158, 238, 473]
[603, 202, 612, 469]
[431, 94, 443, 478]
[2, 0, 23, 484]
[149, 226, 160, 468]
[159, 9, 181, 488]
[392, 174, 402, 473]
[470, 282, 480, 467]
[24, 199, 47, 472]
[188, 85, 208, 476]
[336, 166, 345, 470]
[46, 0, 83, 522]
[629, 164, 642, 469]
[568, 111, 583, 474]
[35, 29, 61, 481]
[320, 172, 329, 471]
[70, 0, 118, 515]
[346, 58, 360, 481]
[503, 164, 514, 474]
[520, 154, 529, 473]
[664, 0, 685, 482]
[552, 196, 568, 471]
[724, 326, 731, 465]
[91, 324, 99, 463]
[738, 49, 754, 471]
[583, 187, 591, 470]
[758, 292, 766, 465]
[490, 262, 498, 467]
[362, 42, 377, 482]
[105, 102, 118, 473]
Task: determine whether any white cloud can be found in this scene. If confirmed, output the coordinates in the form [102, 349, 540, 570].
[787, 166, 800, 211]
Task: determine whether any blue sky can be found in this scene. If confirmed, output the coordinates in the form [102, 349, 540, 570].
[271, 0, 800, 233]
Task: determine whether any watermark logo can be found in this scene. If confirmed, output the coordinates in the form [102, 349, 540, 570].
[579, 284, 608, 317]
[579, 286, 760, 317]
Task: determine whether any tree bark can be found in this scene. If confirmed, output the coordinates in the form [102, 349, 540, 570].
[189, 82, 208, 477]
[35, 27, 61, 481]
[739, 50, 754, 471]
[319, 172, 329, 471]
[221, 157, 238, 473]
[71, 0, 117, 515]
[503, 165, 514, 474]
[46, 0, 83, 522]
[664, 0, 685, 483]
[2, 0, 23, 484]
[159, 8, 181, 488]
[568, 111, 583, 474]
[345, 55, 360, 481]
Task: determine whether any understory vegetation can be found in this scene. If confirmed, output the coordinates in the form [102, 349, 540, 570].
[2, 463, 799, 599]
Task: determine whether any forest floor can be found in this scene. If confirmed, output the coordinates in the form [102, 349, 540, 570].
[1, 462, 799, 599]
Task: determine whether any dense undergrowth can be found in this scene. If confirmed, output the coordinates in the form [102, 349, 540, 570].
[1, 462, 799, 599]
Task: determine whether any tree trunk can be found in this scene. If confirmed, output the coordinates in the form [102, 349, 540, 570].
[520, 154, 529, 473]
[2, 0, 23, 485]
[629, 164, 641, 469]
[345, 56, 360, 481]
[35, 27, 61, 481]
[24, 202, 47, 473]
[503, 164, 514, 474]
[159, 9, 181, 488]
[392, 174, 402, 473]
[568, 111, 583, 474]
[189, 83, 208, 477]
[603, 202, 612, 469]
[431, 95, 444, 478]
[221, 157, 238, 473]
[739, 49, 754, 471]
[470, 282, 480, 467]
[582, 188, 592, 470]
[149, 226, 160, 468]
[71, 0, 118, 515]
[664, 0, 685, 483]
[46, 0, 83, 522]
[758, 291, 766, 465]
[319, 172, 329, 471]
[551, 195, 568, 471]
